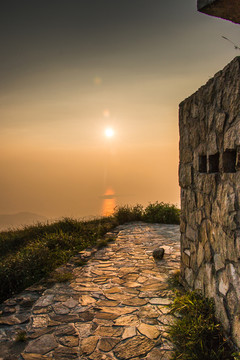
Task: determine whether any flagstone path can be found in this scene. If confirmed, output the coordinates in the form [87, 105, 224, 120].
[0, 222, 180, 360]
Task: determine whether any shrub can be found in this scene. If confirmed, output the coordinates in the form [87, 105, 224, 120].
[114, 204, 144, 224]
[143, 201, 180, 224]
[168, 291, 234, 360]
[113, 202, 180, 225]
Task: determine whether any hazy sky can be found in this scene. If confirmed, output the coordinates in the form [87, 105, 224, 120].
[1, 0, 240, 219]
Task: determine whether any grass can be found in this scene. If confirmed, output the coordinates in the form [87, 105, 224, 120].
[50, 270, 74, 283]
[0, 217, 117, 302]
[0, 201, 180, 303]
[168, 290, 235, 360]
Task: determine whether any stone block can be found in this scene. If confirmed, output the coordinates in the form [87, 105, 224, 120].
[215, 296, 230, 333]
[182, 252, 190, 267]
[179, 164, 192, 188]
[197, 242, 204, 267]
[185, 267, 194, 288]
[227, 263, 240, 298]
[199, 221, 208, 244]
[214, 254, 225, 271]
[180, 148, 193, 164]
[215, 112, 226, 133]
[180, 219, 186, 233]
[186, 225, 196, 242]
[180, 57, 240, 349]
[204, 241, 212, 262]
[226, 288, 238, 317]
[218, 271, 229, 296]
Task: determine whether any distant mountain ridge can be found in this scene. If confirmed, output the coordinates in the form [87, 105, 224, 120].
[0, 212, 47, 231]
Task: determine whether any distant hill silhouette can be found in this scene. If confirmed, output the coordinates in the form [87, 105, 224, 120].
[0, 212, 47, 231]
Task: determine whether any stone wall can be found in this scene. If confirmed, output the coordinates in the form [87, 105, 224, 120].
[197, 0, 240, 25]
[179, 56, 240, 349]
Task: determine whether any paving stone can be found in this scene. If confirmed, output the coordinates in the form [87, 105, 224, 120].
[104, 293, 134, 301]
[25, 334, 58, 354]
[62, 297, 78, 308]
[98, 337, 120, 351]
[53, 346, 79, 359]
[49, 314, 82, 323]
[96, 300, 120, 307]
[28, 328, 53, 340]
[31, 315, 50, 328]
[158, 306, 171, 314]
[72, 285, 100, 292]
[33, 307, 51, 315]
[94, 326, 123, 337]
[80, 295, 97, 306]
[104, 287, 123, 294]
[141, 283, 167, 292]
[89, 350, 116, 360]
[0, 314, 29, 325]
[21, 354, 52, 360]
[3, 306, 16, 314]
[123, 288, 140, 295]
[114, 315, 139, 326]
[54, 324, 77, 336]
[34, 295, 54, 308]
[75, 322, 93, 337]
[95, 312, 119, 320]
[137, 323, 161, 339]
[59, 335, 79, 347]
[122, 298, 148, 306]
[136, 276, 149, 283]
[114, 335, 155, 359]
[99, 306, 137, 316]
[80, 336, 99, 355]
[122, 326, 137, 339]
[158, 315, 175, 326]
[149, 298, 172, 305]
[123, 282, 142, 288]
[138, 305, 160, 319]
[145, 347, 170, 360]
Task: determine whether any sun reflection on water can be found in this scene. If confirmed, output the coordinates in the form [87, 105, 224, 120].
[102, 188, 116, 217]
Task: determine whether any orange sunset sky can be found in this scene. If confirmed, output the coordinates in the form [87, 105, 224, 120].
[1, 0, 240, 220]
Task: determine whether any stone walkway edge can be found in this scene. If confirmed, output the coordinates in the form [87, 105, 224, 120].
[0, 222, 180, 360]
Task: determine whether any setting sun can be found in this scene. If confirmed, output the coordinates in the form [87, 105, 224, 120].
[105, 128, 115, 138]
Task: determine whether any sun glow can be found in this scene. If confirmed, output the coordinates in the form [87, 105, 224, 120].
[105, 128, 114, 138]
[102, 188, 116, 217]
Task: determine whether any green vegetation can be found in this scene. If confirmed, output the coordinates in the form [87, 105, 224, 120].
[0, 217, 117, 302]
[50, 270, 74, 283]
[0, 201, 180, 303]
[114, 201, 180, 224]
[168, 290, 234, 360]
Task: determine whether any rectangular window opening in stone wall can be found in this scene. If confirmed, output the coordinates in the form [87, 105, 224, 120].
[223, 150, 236, 173]
[199, 155, 207, 173]
[209, 153, 219, 173]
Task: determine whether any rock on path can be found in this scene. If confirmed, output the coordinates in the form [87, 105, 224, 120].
[0, 222, 180, 360]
